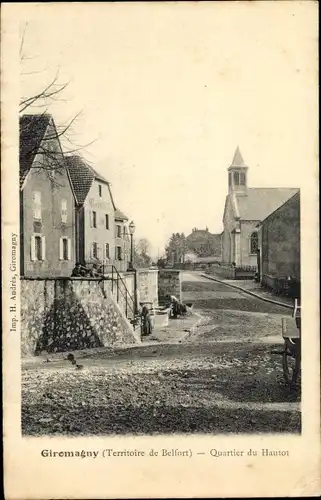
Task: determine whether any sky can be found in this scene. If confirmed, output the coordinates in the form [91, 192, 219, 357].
[19, 2, 317, 257]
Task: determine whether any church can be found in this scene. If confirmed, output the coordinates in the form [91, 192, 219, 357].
[221, 147, 298, 267]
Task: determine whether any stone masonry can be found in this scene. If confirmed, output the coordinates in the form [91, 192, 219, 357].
[21, 278, 140, 357]
[158, 269, 182, 304]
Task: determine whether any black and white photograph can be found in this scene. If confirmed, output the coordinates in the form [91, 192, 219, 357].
[2, 1, 319, 498]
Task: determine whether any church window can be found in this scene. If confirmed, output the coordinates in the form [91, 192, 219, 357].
[250, 232, 258, 254]
[233, 171, 240, 185]
[240, 172, 246, 185]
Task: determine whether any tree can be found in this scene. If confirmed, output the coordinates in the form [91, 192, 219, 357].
[19, 23, 94, 183]
[165, 233, 188, 264]
[136, 238, 151, 257]
[133, 238, 152, 269]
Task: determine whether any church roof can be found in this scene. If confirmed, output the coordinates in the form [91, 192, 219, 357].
[236, 188, 299, 221]
[228, 146, 247, 169]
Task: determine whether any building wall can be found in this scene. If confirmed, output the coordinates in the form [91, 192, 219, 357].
[20, 278, 140, 357]
[158, 270, 182, 303]
[136, 269, 159, 306]
[20, 130, 75, 277]
[82, 179, 115, 267]
[222, 196, 238, 264]
[261, 193, 300, 280]
[114, 220, 130, 272]
[239, 221, 259, 267]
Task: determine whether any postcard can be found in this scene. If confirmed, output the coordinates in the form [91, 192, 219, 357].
[1, 1, 320, 498]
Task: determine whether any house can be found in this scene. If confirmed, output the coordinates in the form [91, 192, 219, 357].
[115, 208, 131, 272]
[221, 147, 299, 267]
[20, 114, 76, 277]
[186, 227, 222, 259]
[66, 156, 130, 271]
[258, 191, 300, 290]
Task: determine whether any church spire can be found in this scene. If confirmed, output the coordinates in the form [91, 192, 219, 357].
[231, 146, 246, 167]
[227, 146, 248, 195]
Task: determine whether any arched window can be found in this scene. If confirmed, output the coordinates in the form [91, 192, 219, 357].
[250, 231, 258, 254]
[240, 172, 246, 185]
[233, 171, 239, 185]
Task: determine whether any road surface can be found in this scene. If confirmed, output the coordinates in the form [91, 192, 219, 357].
[21, 271, 300, 435]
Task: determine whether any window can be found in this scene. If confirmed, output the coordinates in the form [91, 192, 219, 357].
[233, 171, 240, 185]
[35, 236, 42, 260]
[116, 225, 122, 238]
[240, 172, 246, 185]
[92, 242, 98, 259]
[98, 184, 102, 197]
[116, 246, 122, 260]
[250, 232, 258, 254]
[105, 214, 109, 230]
[105, 243, 110, 259]
[59, 237, 71, 260]
[91, 211, 97, 228]
[31, 235, 45, 261]
[32, 191, 42, 220]
[61, 199, 68, 223]
[228, 172, 232, 188]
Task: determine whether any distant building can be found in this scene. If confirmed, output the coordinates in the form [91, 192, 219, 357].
[115, 208, 131, 271]
[20, 114, 76, 277]
[222, 147, 299, 267]
[186, 229, 222, 259]
[258, 191, 300, 286]
[66, 156, 130, 271]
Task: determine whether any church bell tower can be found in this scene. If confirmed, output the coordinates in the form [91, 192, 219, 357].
[228, 146, 248, 196]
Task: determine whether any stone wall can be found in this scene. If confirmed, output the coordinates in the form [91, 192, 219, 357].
[205, 264, 236, 279]
[136, 269, 158, 306]
[158, 269, 181, 304]
[21, 278, 140, 357]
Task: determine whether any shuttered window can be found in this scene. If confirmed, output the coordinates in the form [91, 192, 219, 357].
[92, 242, 98, 259]
[59, 237, 72, 260]
[61, 199, 68, 223]
[32, 191, 42, 220]
[31, 235, 45, 261]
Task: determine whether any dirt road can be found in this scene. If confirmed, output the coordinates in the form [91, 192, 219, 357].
[21, 272, 300, 435]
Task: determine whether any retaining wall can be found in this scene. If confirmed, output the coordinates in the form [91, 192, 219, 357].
[20, 278, 140, 357]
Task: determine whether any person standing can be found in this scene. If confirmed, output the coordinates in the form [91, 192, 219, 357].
[141, 305, 153, 336]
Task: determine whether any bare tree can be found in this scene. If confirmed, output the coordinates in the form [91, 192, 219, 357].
[19, 23, 96, 185]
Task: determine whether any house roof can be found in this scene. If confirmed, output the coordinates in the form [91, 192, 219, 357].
[236, 188, 299, 221]
[65, 156, 95, 205]
[261, 190, 300, 224]
[19, 114, 52, 188]
[115, 208, 129, 221]
[66, 156, 113, 206]
[228, 146, 247, 169]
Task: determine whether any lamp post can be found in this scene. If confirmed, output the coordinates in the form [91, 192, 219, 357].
[128, 220, 135, 271]
[127, 220, 138, 318]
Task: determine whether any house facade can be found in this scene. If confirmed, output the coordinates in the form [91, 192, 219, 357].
[114, 209, 131, 272]
[20, 114, 76, 277]
[222, 147, 299, 267]
[66, 156, 130, 272]
[258, 191, 300, 284]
